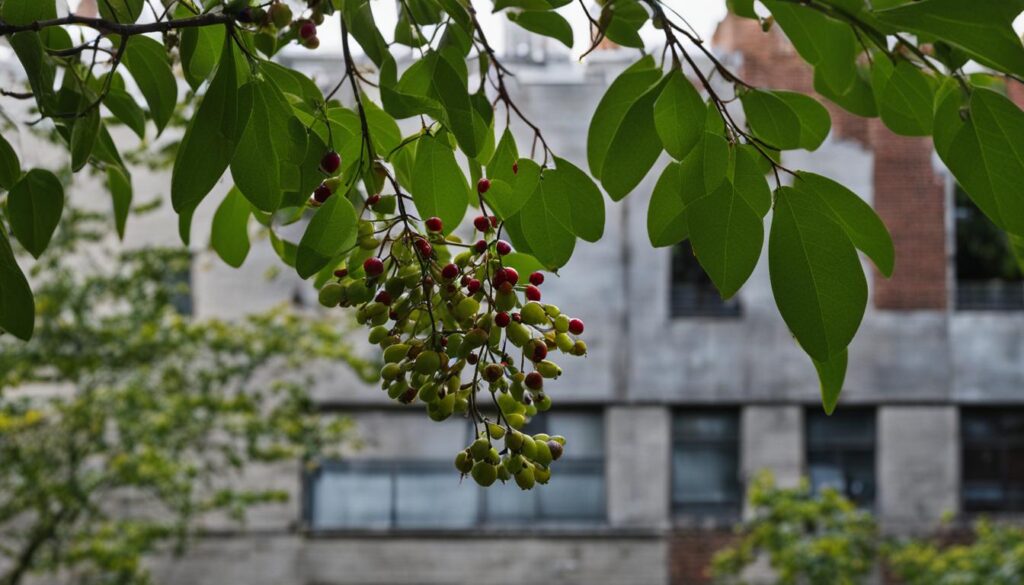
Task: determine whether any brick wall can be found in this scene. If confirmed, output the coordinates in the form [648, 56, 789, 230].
[668, 530, 737, 585]
[713, 15, 949, 310]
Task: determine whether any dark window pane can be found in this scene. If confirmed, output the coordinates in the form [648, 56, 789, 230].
[673, 410, 741, 516]
[670, 241, 742, 317]
[395, 469, 478, 529]
[311, 467, 391, 529]
[537, 464, 606, 521]
[483, 479, 538, 524]
[806, 409, 876, 507]
[961, 409, 1024, 513]
[955, 187, 1024, 310]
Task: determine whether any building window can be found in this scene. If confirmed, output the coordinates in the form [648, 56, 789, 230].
[955, 187, 1024, 310]
[805, 409, 876, 507]
[163, 251, 193, 316]
[672, 410, 741, 518]
[961, 409, 1024, 513]
[305, 411, 605, 531]
[670, 241, 741, 317]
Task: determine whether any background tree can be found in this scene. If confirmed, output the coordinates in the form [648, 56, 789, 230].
[0, 205, 374, 585]
[1, 0, 1023, 481]
[886, 520, 1024, 585]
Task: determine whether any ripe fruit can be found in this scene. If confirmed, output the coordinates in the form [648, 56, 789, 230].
[525, 285, 541, 302]
[473, 215, 490, 232]
[333, 268, 348, 278]
[492, 269, 508, 287]
[363, 257, 384, 277]
[477, 178, 491, 194]
[512, 161, 519, 174]
[494, 312, 511, 328]
[503, 268, 519, 285]
[269, 2, 292, 28]
[529, 339, 548, 362]
[525, 371, 543, 390]
[472, 461, 497, 487]
[415, 238, 433, 258]
[466, 278, 481, 294]
[569, 318, 585, 335]
[366, 194, 381, 207]
[529, 272, 544, 286]
[374, 291, 392, 305]
[313, 183, 332, 203]
[425, 216, 443, 232]
[547, 440, 563, 461]
[473, 239, 488, 254]
[298, 20, 317, 40]
[496, 240, 512, 255]
[320, 151, 341, 174]
[441, 263, 459, 280]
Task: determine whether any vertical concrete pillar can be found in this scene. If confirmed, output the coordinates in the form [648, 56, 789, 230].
[878, 406, 959, 533]
[607, 406, 671, 529]
[741, 406, 804, 489]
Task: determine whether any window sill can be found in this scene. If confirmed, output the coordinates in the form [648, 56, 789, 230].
[299, 524, 665, 539]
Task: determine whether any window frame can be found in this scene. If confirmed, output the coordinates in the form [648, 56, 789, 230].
[960, 407, 1024, 514]
[669, 241, 742, 318]
[953, 185, 1024, 311]
[671, 408, 743, 520]
[804, 407, 877, 509]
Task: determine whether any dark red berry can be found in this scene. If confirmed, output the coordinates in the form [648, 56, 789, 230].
[490, 216, 499, 229]
[366, 194, 381, 207]
[320, 151, 341, 174]
[461, 275, 471, 286]
[299, 20, 317, 40]
[474, 239, 488, 254]
[363, 257, 384, 277]
[547, 440, 563, 460]
[512, 162, 519, 175]
[503, 268, 519, 285]
[473, 215, 490, 232]
[425, 216, 443, 232]
[525, 284, 541, 302]
[415, 238, 433, 257]
[313, 183, 332, 203]
[467, 353, 479, 365]
[441, 263, 459, 280]
[531, 340, 548, 362]
[389, 310, 399, 320]
[492, 270, 508, 287]
[375, 291, 392, 305]
[512, 312, 522, 323]
[440, 336, 448, 348]
[496, 240, 511, 256]
[525, 371, 544, 390]
[529, 272, 544, 286]
[498, 281, 514, 295]
[477, 178, 491, 194]
[333, 268, 348, 278]
[495, 312, 511, 328]
[466, 279, 481, 294]
[568, 318, 585, 335]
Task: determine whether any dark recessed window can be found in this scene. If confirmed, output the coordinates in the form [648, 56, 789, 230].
[672, 410, 742, 518]
[671, 241, 741, 317]
[305, 411, 605, 531]
[164, 251, 193, 316]
[955, 187, 1024, 310]
[805, 408, 876, 508]
[961, 409, 1024, 513]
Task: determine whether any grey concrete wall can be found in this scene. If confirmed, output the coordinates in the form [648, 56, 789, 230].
[878, 406, 960, 533]
[607, 407, 671, 529]
[741, 407, 803, 489]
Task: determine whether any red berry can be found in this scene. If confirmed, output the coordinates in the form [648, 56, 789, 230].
[474, 239, 488, 254]
[512, 162, 519, 175]
[375, 291, 392, 305]
[415, 238, 433, 257]
[504, 268, 519, 285]
[496, 240, 512, 255]
[313, 183, 332, 203]
[460, 275, 471, 286]
[389, 310, 399, 320]
[525, 371, 544, 390]
[495, 312, 511, 328]
[320, 151, 341, 174]
[467, 353, 479, 365]
[529, 272, 545, 286]
[333, 268, 348, 278]
[425, 216, 443, 232]
[477, 178, 491, 194]
[366, 194, 381, 207]
[511, 312, 522, 323]
[531, 340, 548, 362]
[441, 263, 459, 280]
[525, 284, 541, 302]
[299, 20, 317, 40]
[363, 257, 384, 277]
[498, 281, 514, 295]
[473, 215, 490, 232]
[568, 318, 585, 335]
[466, 278, 481, 294]
[492, 270, 508, 287]
[490, 216, 499, 229]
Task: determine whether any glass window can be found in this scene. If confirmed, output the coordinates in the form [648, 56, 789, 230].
[670, 241, 741, 317]
[672, 410, 741, 518]
[962, 409, 1024, 513]
[955, 187, 1024, 310]
[805, 408, 876, 507]
[306, 411, 605, 530]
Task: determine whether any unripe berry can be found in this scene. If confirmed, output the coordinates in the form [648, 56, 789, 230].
[473, 215, 490, 232]
[425, 216, 443, 232]
[298, 20, 317, 40]
[455, 450, 473, 474]
[515, 465, 535, 490]
[441, 263, 459, 280]
[318, 282, 344, 307]
[529, 271, 544, 286]
[568, 318, 585, 335]
[506, 412, 526, 429]
[525, 285, 541, 302]
[320, 151, 341, 174]
[486, 422, 506, 439]
[313, 183, 332, 203]
[494, 312, 511, 328]
[533, 440, 553, 466]
[521, 302, 548, 326]
[505, 429, 525, 452]
[375, 290, 392, 305]
[504, 268, 519, 285]
[496, 240, 512, 255]
[466, 278, 482, 294]
[477, 177, 491, 194]
[454, 297, 480, 320]
[304, 35, 320, 49]
[525, 371, 543, 391]
[571, 340, 588, 356]
[536, 360, 562, 379]
[269, 2, 292, 28]
[534, 466, 551, 485]
[535, 393, 552, 411]
[363, 257, 384, 277]
[471, 461, 497, 487]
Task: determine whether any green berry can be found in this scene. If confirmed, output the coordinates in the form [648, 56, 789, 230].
[515, 465, 536, 490]
[469, 438, 490, 459]
[318, 282, 344, 307]
[455, 450, 473, 474]
[471, 461, 497, 487]
[521, 302, 547, 326]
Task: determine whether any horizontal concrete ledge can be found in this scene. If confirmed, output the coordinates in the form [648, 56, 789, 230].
[300, 527, 667, 540]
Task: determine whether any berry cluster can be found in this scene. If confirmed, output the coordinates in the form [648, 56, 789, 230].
[316, 171, 588, 488]
[232, 1, 326, 50]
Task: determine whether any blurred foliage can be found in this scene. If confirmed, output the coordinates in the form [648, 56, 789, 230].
[886, 520, 1024, 585]
[0, 207, 375, 585]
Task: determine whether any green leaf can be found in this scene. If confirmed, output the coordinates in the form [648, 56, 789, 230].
[1011, 234, 1024, 273]
[507, 10, 573, 48]
[106, 165, 132, 240]
[296, 194, 358, 279]
[727, 0, 758, 18]
[741, 89, 830, 151]
[487, 128, 519, 184]
[521, 171, 576, 269]
[688, 177, 765, 299]
[797, 172, 894, 277]
[121, 35, 178, 134]
[761, 0, 857, 95]
[587, 56, 661, 181]
[98, 0, 143, 23]
[0, 0, 56, 25]
[0, 225, 34, 341]
[732, 145, 772, 217]
[602, 0, 648, 48]
[647, 162, 689, 248]
[210, 188, 251, 268]
[874, 0, 1024, 77]
[934, 87, 1024, 236]
[769, 185, 867, 361]
[654, 68, 707, 160]
[600, 76, 667, 200]
[813, 348, 848, 415]
[871, 57, 934, 137]
[484, 158, 540, 219]
[104, 86, 147, 139]
[0, 132, 22, 190]
[814, 66, 877, 118]
[501, 252, 548, 276]
[431, 53, 487, 159]
[546, 157, 605, 242]
[171, 34, 250, 243]
[230, 79, 295, 212]
[342, 0, 391, 67]
[6, 168, 63, 259]
[681, 132, 730, 198]
[70, 106, 100, 172]
[9, 32, 57, 116]
[180, 24, 225, 90]
[411, 134, 470, 233]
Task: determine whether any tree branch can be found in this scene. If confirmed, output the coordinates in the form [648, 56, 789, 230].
[0, 12, 234, 38]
